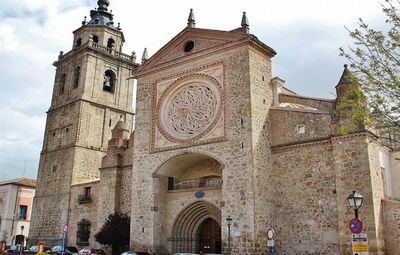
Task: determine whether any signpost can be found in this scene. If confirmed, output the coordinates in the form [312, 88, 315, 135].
[61, 224, 68, 255]
[352, 233, 369, 255]
[266, 227, 276, 255]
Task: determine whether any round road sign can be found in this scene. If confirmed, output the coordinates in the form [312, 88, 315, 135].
[62, 224, 68, 233]
[349, 218, 363, 234]
[266, 227, 275, 240]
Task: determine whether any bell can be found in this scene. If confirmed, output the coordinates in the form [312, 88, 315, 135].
[103, 82, 112, 91]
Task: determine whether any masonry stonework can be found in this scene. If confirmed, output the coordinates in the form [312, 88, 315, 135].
[30, 1, 400, 254]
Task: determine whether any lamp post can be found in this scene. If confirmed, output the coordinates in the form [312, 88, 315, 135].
[347, 191, 364, 218]
[226, 216, 232, 255]
[19, 225, 24, 255]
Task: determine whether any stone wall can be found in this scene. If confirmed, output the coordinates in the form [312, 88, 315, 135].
[383, 199, 400, 254]
[272, 142, 340, 254]
[270, 108, 332, 146]
[29, 148, 75, 246]
[332, 134, 384, 254]
[68, 181, 100, 248]
[368, 140, 387, 253]
[248, 48, 274, 254]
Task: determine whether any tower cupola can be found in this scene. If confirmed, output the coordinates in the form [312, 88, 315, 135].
[88, 0, 115, 27]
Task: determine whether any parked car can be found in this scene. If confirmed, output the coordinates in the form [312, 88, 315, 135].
[6, 245, 19, 253]
[24, 245, 52, 254]
[51, 246, 78, 255]
[121, 251, 150, 255]
[78, 248, 105, 255]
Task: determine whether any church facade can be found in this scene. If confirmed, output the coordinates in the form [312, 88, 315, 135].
[29, 1, 400, 254]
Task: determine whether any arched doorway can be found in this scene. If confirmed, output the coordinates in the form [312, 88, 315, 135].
[171, 201, 221, 254]
[198, 218, 221, 253]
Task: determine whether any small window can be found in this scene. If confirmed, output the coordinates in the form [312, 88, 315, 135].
[52, 165, 57, 172]
[84, 187, 91, 198]
[168, 177, 174, 190]
[59, 73, 66, 95]
[77, 219, 91, 245]
[295, 124, 306, 134]
[73, 66, 80, 88]
[76, 38, 82, 47]
[107, 38, 115, 48]
[19, 205, 28, 220]
[184, 40, 194, 52]
[92, 35, 99, 44]
[103, 70, 116, 92]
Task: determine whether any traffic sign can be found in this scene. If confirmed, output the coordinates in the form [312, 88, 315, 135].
[349, 218, 363, 234]
[62, 224, 68, 233]
[266, 227, 275, 240]
[352, 233, 369, 254]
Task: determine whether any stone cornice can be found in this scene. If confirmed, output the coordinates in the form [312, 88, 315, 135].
[71, 179, 100, 187]
[271, 132, 373, 152]
[270, 106, 331, 115]
[47, 98, 134, 115]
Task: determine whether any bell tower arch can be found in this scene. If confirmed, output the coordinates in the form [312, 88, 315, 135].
[29, 0, 138, 246]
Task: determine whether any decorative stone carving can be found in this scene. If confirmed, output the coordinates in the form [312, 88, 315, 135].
[150, 62, 227, 152]
[158, 74, 222, 142]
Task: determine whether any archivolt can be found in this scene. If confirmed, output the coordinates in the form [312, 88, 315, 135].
[171, 201, 221, 253]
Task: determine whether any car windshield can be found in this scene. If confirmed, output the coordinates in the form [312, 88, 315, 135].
[121, 252, 133, 255]
[52, 246, 62, 251]
[29, 246, 38, 252]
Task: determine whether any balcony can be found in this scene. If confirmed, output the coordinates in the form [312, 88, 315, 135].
[78, 194, 92, 204]
[58, 41, 135, 64]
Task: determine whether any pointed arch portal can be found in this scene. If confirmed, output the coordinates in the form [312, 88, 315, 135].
[172, 201, 221, 254]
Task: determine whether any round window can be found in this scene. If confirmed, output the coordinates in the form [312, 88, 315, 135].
[184, 40, 195, 52]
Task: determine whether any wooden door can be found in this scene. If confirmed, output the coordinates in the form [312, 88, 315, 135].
[199, 218, 221, 253]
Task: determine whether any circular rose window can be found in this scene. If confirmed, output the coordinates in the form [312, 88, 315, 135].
[158, 75, 222, 142]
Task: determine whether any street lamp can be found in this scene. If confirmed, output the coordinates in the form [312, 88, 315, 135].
[226, 216, 232, 254]
[347, 191, 364, 218]
[19, 225, 25, 255]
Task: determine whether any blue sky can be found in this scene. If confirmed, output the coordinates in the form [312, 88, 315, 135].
[0, 0, 385, 180]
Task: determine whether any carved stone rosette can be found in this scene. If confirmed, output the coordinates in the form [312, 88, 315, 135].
[151, 62, 226, 152]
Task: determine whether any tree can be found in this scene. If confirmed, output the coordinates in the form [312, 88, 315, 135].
[95, 210, 130, 255]
[339, 0, 400, 146]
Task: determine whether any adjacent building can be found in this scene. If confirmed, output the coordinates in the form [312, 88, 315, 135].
[0, 178, 36, 246]
[29, 0, 400, 254]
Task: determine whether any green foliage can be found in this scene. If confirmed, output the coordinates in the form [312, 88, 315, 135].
[339, 0, 400, 143]
[95, 210, 130, 255]
[336, 85, 369, 135]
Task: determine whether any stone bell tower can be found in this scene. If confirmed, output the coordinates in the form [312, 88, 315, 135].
[29, 0, 138, 245]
